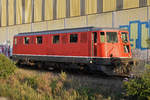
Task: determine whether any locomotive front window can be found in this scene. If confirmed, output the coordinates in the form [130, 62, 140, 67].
[24, 37, 29, 44]
[106, 32, 118, 43]
[36, 36, 42, 44]
[121, 32, 128, 43]
[53, 35, 60, 44]
[70, 34, 78, 43]
[100, 32, 105, 43]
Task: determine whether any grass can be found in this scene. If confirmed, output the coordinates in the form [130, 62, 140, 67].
[0, 54, 124, 100]
[0, 68, 123, 100]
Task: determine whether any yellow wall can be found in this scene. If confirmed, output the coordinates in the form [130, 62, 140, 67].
[16, 0, 22, 24]
[8, 0, 14, 25]
[123, 0, 139, 9]
[103, 0, 116, 12]
[25, 0, 32, 23]
[0, 0, 146, 26]
[57, 0, 66, 19]
[45, 0, 53, 20]
[1, 0, 7, 26]
[148, 0, 150, 5]
[70, 0, 80, 17]
[34, 0, 42, 22]
[85, 0, 97, 15]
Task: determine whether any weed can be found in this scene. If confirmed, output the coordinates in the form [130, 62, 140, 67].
[123, 64, 150, 100]
[0, 54, 16, 78]
[0, 68, 122, 100]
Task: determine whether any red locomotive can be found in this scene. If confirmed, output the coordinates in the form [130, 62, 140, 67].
[12, 27, 133, 75]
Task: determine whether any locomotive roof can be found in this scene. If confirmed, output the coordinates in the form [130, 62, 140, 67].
[15, 27, 128, 36]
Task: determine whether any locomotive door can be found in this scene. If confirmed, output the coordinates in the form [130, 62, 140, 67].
[92, 32, 98, 56]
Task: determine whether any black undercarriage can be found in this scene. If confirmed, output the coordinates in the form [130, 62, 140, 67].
[12, 54, 134, 76]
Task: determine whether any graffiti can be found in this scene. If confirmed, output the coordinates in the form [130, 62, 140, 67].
[120, 20, 150, 50]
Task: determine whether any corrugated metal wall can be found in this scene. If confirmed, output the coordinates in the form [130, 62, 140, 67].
[45, 0, 53, 21]
[25, 0, 32, 23]
[0, 0, 147, 26]
[1, 0, 7, 26]
[16, 0, 22, 24]
[57, 0, 66, 19]
[103, 0, 116, 12]
[123, 0, 139, 9]
[8, 0, 14, 25]
[70, 0, 80, 17]
[85, 0, 97, 14]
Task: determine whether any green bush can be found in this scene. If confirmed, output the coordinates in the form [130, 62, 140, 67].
[0, 54, 16, 78]
[123, 64, 150, 100]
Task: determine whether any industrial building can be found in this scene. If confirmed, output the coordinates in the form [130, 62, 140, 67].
[0, 0, 149, 59]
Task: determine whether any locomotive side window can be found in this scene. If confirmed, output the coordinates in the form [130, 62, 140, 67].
[36, 36, 42, 44]
[106, 32, 118, 43]
[100, 32, 105, 43]
[121, 32, 128, 43]
[24, 37, 30, 44]
[53, 35, 60, 44]
[70, 34, 78, 43]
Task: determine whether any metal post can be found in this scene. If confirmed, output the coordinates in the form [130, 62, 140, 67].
[112, 11, 115, 28]
[6, 27, 8, 44]
[46, 21, 48, 30]
[0, 0, 1, 27]
[64, 18, 66, 29]
[86, 15, 88, 27]
[6, 0, 8, 26]
[31, 0, 34, 32]
[147, 6, 149, 63]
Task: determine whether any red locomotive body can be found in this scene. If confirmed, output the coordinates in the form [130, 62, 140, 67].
[12, 27, 132, 75]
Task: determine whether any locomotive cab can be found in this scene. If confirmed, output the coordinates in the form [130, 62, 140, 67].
[91, 29, 133, 76]
[92, 30, 131, 59]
